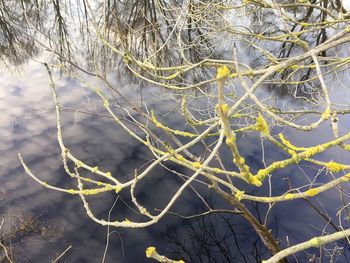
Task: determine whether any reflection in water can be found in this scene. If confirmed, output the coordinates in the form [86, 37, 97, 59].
[0, 63, 169, 262]
[0, 1, 42, 65]
[1, 1, 350, 262]
[167, 205, 270, 262]
[1, 70, 350, 261]
[2, 65, 350, 261]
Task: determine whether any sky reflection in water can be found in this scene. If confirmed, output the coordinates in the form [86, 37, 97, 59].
[1, 59, 350, 262]
[0, 62, 169, 262]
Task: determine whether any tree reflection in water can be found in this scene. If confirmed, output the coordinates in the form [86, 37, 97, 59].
[166, 202, 270, 263]
[1, 1, 350, 262]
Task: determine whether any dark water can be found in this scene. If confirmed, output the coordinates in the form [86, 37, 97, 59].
[1, 1, 350, 261]
[0, 62, 181, 262]
[1, 59, 350, 262]
[0, 63, 254, 262]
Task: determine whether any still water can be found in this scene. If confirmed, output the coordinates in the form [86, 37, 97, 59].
[1, 1, 350, 260]
[1, 57, 350, 262]
[0, 60, 185, 262]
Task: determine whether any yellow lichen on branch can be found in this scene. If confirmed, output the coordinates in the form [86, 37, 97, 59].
[145, 246, 185, 262]
[305, 188, 319, 197]
[216, 65, 230, 79]
[192, 162, 202, 169]
[146, 247, 156, 258]
[255, 114, 269, 136]
[325, 161, 347, 172]
[322, 107, 331, 120]
[235, 190, 245, 201]
[284, 193, 295, 200]
[279, 133, 306, 151]
[151, 110, 197, 137]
